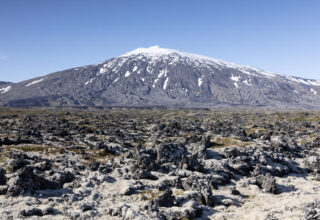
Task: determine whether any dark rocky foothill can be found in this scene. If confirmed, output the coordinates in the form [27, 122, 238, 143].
[0, 108, 319, 219]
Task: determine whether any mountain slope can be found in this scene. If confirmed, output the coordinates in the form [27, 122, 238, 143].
[0, 81, 14, 95]
[1, 46, 320, 108]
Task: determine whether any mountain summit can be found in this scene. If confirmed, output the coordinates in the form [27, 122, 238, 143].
[1, 46, 319, 108]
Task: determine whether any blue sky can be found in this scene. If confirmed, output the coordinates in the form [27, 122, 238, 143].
[0, 0, 320, 82]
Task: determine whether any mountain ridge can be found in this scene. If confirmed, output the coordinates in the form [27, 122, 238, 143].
[1, 46, 319, 108]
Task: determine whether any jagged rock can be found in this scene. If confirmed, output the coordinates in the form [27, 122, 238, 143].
[271, 136, 290, 153]
[0, 106, 319, 219]
[88, 162, 100, 171]
[122, 207, 146, 220]
[49, 171, 75, 187]
[9, 151, 29, 160]
[231, 187, 241, 195]
[19, 207, 54, 217]
[182, 174, 224, 191]
[135, 149, 157, 171]
[149, 189, 175, 210]
[0, 168, 6, 185]
[0, 186, 8, 195]
[234, 128, 248, 141]
[8, 158, 30, 172]
[200, 187, 215, 207]
[81, 204, 93, 212]
[42, 207, 54, 216]
[20, 208, 43, 217]
[67, 211, 81, 219]
[121, 182, 144, 196]
[229, 162, 252, 176]
[301, 201, 320, 220]
[255, 173, 278, 194]
[168, 176, 183, 189]
[34, 160, 51, 171]
[155, 143, 187, 167]
[304, 156, 320, 173]
[98, 163, 113, 174]
[6, 166, 60, 196]
[179, 153, 203, 172]
[93, 141, 105, 150]
[264, 212, 279, 220]
[201, 134, 211, 149]
[224, 147, 242, 158]
[133, 170, 158, 180]
[251, 162, 290, 177]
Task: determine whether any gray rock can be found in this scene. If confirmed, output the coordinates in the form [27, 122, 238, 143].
[0, 168, 6, 185]
[122, 182, 144, 196]
[7, 166, 60, 196]
[81, 204, 93, 212]
[49, 171, 75, 187]
[305, 156, 320, 173]
[301, 201, 320, 220]
[201, 134, 211, 149]
[8, 158, 30, 172]
[255, 173, 278, 194]
[0, 185, 8, 195]
[20, 208, 43, 217]
[149, 189, 175, 209]
[200, 187, 215, 207]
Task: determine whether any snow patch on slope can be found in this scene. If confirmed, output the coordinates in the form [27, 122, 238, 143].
[25, 78, 44, 87]
[0, 86, 11, 94]
[133, 66, 138, 72]
[239, 69, 256, 76]
[99, 67, 108, 74]
[163, 77, 169, 90]
[153, 69, 167, 88]
[243, 79, 252, 87]
[198, 76, 203, 87]
[125, 71, 131, 77]
[286, 76, 320, 86]
[307, 80, 320, 86]
[231, 74, 240, 82]
[112, 78, 119, 84]
[85, 78, 95, 85]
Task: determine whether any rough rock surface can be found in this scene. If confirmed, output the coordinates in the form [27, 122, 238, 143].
[0, 108, 319, 219]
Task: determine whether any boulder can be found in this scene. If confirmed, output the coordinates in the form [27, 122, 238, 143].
[155, 143, 187, 167]
[7, 166, 60, 196]
[255, 173, 278, 194]
[49, 171, 75, 187]
[8, 158, 30, 172]
[149, 189, 175, 209]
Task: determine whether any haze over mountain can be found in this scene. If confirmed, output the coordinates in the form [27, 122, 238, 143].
[0, 46, 319, 108]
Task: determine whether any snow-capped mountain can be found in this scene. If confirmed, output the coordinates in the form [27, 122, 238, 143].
[1, 46, 320, 108]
